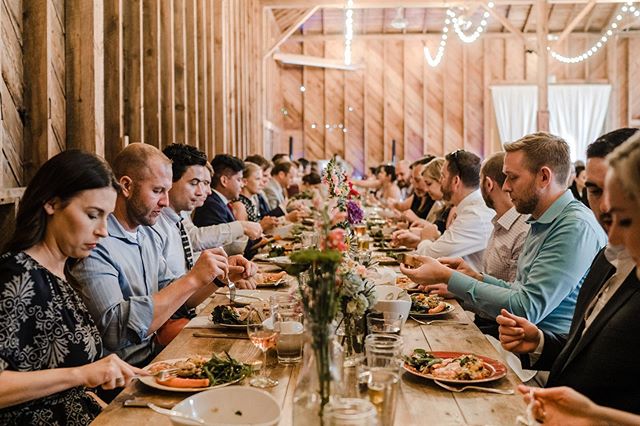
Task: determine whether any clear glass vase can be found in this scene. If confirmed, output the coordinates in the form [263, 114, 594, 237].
[337, 314, 366, 367]
[292, 324, 344, 426]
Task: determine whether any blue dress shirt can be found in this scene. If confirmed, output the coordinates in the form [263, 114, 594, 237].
[448, 190, 607, 335]
[68, 214, 176, 366]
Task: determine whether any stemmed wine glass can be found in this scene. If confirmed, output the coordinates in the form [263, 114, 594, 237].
[247, 302, 280, 388]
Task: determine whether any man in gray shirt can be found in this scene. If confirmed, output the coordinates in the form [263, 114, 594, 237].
[70, 143, 243, 366]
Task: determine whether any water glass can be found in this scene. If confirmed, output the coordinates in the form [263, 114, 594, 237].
[301, 231, 316, 247]
[356, 366, 400, 426]
[364, 334, 404, 371]
[274, 311, 304, 364]
[324, 398, 379, 426]
[269, 293, 300, 317]
[366, 312, 404, 336]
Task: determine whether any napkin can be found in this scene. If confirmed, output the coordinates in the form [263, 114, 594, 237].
[369, 266, 397, 286]
[485, 334, 537, 382]
[185, 315, 216, 329]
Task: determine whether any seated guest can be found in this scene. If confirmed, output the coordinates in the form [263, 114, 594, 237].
[421, 157, 453, 231]
[232, 162, 278, 233]
[301, 172, 321, 191]
[158, 144, 257, 284]
[286, 160, 301, 198]
[569, 164, 588, 207]
[271, 153, 290, 164]
[401, 133, 607, 336]
[393, 151, 494, 270]
[497, 128, 640, 414]
[69, 144, 235, 366]
[393, 156, 436, 223]
[395, 159, 412, 200]
[298, 157, 311, 175]
[263, 161, 295, 211]
[0, 150, 144, 424]
[518, 385, 640, 425]
[182, 161, 251, 255]
[376, 164, 402, 202]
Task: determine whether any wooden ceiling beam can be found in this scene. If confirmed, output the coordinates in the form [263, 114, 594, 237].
[262, 0, 629, 9]
[263, 6, 319, 59]
[553, 0, 596, 46]
[482, 4, 528, 44]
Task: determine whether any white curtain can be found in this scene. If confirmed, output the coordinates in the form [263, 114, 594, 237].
[548, 85, 611, 161]
[491, 85, 538, 143]
[491, 84, 611, 161]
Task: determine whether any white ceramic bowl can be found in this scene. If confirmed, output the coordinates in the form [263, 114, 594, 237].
[170, 386, 281, 426]
[373, 285, 412, 325]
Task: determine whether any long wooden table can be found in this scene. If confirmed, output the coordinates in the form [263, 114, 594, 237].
[93, 291, 527, 425]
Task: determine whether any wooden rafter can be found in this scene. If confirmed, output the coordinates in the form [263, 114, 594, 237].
[552, 0, 596, 46]
[263, 6, 319, 59]
[263, 0, 630, 9]
[482, 4, 528, 43]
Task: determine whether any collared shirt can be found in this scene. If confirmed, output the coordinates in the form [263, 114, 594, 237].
[263, 178, 286, 210]
[155, 207, 191, 277]
[449, 190, 607, 335]
[180, 211, 244, 253]
[68, 214, 176, 366]
[482, 206, 530, 282]
[416, 190, 495, 271]
[213, 189, 230, 206]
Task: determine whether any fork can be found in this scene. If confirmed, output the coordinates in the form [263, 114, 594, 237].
[410, 316, 468, 326]
[135, 367, 180, 381]
[224, 276, 236, 305]
[434, 380, 515, 395]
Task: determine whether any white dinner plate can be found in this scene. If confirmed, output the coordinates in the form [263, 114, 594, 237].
[139, 358, 244, 393]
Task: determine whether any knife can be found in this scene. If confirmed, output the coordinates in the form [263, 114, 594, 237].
[192, 332, 250, 339]
[123, 399, 173, 409]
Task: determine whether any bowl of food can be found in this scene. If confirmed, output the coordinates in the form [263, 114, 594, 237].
[170, 386, 281, 425]
[373, 285, 411, 325]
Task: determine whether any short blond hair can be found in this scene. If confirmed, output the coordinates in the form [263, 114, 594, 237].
[503, 132, 571, 185]
[422, 157, 445, 182]
[607, 131, 640, 202]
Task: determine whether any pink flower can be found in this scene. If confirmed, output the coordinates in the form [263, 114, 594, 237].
[356, 265, 367, 278]
[327, 228, 347, 252]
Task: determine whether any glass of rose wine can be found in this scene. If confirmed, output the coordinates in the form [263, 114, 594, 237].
[247, 303, 280, 388]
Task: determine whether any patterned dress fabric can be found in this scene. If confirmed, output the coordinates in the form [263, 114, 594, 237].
[0, 252, 103, 425]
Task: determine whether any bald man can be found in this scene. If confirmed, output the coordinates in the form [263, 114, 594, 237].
[69, 143, 241, 366]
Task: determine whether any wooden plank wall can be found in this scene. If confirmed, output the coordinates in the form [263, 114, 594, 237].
[5, 0, 261, 195]
[268, 32, 638, 174]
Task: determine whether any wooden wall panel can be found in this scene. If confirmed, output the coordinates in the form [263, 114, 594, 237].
[302, 39, 325, 162]
[443, 40, 463, 154]
[173, 0, 187, 144]
[344, 40, 365, 174]
[365, 40, 384, 165]
[383, 40, 404, 162]
[403, 40, 423, 162]
[465, 43, 485, 156]
[425, 42, 444, 156]
[323, 40, 344, 158]
[617, 38, 629, 127]
[505, 40, 525, 81]
[279, 41, 303, 156]
[628, 38, 640, 123]
[142, 0, 161, 148]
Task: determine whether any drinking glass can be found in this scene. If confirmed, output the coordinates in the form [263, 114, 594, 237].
[274, 311, 304, 364]
[324, 398, 378, 426]
[364, 334, 404, 370]
[366, 312, 404, 336]
[357, 365, 400, 426]
[247, 303, 280, 388]
[269, 293, 301, 317]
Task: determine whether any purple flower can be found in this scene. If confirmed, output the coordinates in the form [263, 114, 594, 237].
[346, 200, 364, 224]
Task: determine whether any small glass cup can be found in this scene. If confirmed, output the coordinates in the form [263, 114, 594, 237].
[274, 311, 304, 364]
[269, 293, 301, 317]
[356, 366, 400, 426]
[364, 334, 404, 371]
[366, 312, 404, 336]
[353, 224, 367, 237]
[324, 398, 378, 426]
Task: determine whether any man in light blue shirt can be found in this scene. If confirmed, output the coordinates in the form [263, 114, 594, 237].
[70, 143, 235, 366]
[401, 133, 607, 335]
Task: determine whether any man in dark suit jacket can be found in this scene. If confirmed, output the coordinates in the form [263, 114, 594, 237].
[193, 154, 262, 258]
[497, 128, 640, 414]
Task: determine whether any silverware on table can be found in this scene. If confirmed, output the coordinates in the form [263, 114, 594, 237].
[123, 399, 173, 409]
[147, 403, 206, 425]
[133, 367, 180, 381]
[434, 380, 515, 395]
[224, 276, 236, 305]
[192, 332, 250, 339]
[410, 316, 468, 326]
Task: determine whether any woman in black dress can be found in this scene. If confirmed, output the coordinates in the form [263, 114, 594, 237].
[0, 150, 145, 425]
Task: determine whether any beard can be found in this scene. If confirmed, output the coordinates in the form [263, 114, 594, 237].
[127, 193, 158, 227]
[512, 187, 539, 215]
[481, 188, 494, 210]
[441, 178, 453, 202]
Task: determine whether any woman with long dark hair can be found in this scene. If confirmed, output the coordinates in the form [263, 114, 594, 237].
[0, 150, 144, 425]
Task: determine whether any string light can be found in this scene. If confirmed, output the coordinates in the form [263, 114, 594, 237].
[344, 0, 354, 65]
[424, 2, 494, 67]
[549, 1, 638, 64]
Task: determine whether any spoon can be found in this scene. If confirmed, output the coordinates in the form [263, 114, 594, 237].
[433, 380, 515, 395]
[147, 403, 206, 425]
[410, 316, 468, 326]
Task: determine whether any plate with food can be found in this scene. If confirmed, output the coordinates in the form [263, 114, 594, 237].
[410, 293, 455, 317]
[374, 255, 399, 266]
[210, 305, 253, 329]
[255, 271, 289, 288]
[403, 349, 508, 384]
[140, 353, 251, 392]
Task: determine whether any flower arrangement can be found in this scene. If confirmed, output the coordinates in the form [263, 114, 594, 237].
[322, 157, 364, 227]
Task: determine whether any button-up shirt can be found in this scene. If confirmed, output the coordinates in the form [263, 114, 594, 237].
[69, 214, 176, 366]
[181, 211, 244, 253]
[416, 189, 495, 271]
[482, 206, 530, 282]
[448, 190, 607, 335]
[155, 207, 192, 277]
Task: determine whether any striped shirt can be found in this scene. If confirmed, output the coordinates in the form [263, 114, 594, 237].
[482, 206, 530, 282]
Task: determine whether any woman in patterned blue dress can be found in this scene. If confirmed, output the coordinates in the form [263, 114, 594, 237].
[0, 150, 145, 425]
